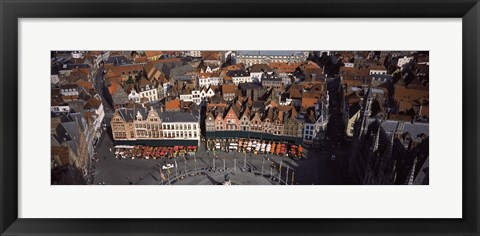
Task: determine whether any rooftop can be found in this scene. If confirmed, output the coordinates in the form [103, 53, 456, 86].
[160, 111, 198, 123]
[238, 51, 306, 56]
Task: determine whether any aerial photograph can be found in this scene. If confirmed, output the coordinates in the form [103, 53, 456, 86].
[50, 50, 429, 185]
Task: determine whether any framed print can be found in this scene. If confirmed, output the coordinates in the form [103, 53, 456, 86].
[1, 0, 479, 235]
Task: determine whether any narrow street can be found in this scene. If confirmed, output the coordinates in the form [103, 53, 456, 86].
[93, 67, 114, 125]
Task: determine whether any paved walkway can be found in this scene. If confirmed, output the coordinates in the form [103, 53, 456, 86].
[92, 132, 344, 185]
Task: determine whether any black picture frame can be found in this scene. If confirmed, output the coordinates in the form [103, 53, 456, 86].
[1, 0, 479, 235]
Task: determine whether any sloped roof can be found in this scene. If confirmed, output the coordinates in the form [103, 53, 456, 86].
[222, 64, 245, 72]
[138, 77, 154, 90]
[145, 51, 164, 58]
[202, 51, 220, 61]
[84, 98, 102, 110]
[227, 69, 249, 77]
[369, 65, 387, 71]
[160, 111, 198, 122]
[249, 63, 272, 73]
[288, 85, 303, 99]
[165, 100, 181, 111]
[269, 62, 302, 74]
[74, 80, 93, 90]
[145, 58, 183, 75]
[394, 86, 429, 101]
[105, 64, 144, 76]
[108, 81, 120, 95]
[117, 107, 148, 122]
[134, 57, 149, 63]
[301, 97, 318, 109]
[222, 84, 237, 94]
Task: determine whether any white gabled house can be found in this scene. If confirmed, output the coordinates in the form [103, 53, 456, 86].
[128, 89, 141, 103]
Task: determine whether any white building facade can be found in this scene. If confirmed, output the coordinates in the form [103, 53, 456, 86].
[160, 112, 200, 145]
[232, 76, 253, 85]
[198, 75, 222, 88]
[303, 123, 316, 143]
[51, 105, 70, 113]
[128, 90, 141, 103]
[112, 108, 200, 145]
[236, 52, 307, 67]
[138, 84, 158, 102]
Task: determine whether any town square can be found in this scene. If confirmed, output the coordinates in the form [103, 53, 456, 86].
[51, 51, 429, 185]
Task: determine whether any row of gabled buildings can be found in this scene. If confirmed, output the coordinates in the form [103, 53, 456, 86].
[103, 51, 331, 145]
[205, 98, 329, 145]
[203, 78, 329, 145]
[111, 105, 200, 145]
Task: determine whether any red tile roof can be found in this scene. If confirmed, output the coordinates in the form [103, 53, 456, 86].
[76, 80, 93, 90]
[145, 51, 164, 58]
[165, 100, 181, 111]
[301, 97, 317, 109]
[108, 82, 119, 95]
[222, 84, 237, 94]
[268, 62, 302, 73]
[394, 86, 429, 101]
